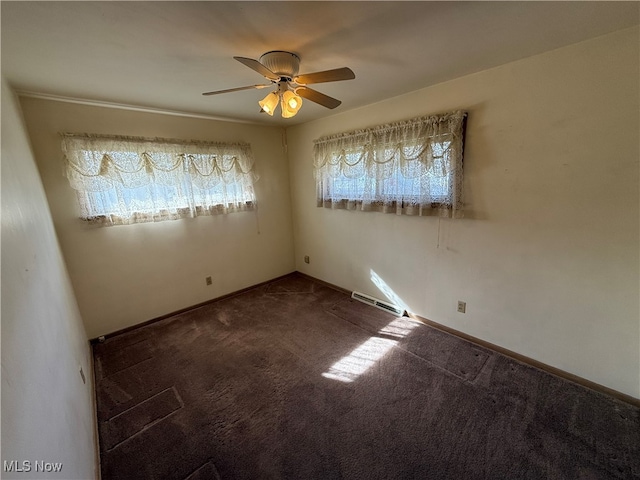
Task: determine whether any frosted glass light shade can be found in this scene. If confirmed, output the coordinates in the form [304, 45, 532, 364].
[258, 92, 279, 116]
[281, 91, 303, 118]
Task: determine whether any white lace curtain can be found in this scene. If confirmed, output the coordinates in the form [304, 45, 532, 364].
[61, 133, 258, 226]
[313, 110, 466, 217]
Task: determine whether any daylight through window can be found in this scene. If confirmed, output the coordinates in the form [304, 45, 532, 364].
[313, 111, 466, 217]
[61, 134, 258, 226]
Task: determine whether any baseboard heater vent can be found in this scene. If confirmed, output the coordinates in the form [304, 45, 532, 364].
[351, 292, 405, 317]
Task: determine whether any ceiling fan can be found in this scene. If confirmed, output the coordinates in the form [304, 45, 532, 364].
[202, 51, 355, 118]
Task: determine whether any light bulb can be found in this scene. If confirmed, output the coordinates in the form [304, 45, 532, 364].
[281, 90, 303, 118]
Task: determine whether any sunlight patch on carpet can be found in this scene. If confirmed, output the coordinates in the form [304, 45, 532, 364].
[322, 316, 420, 382]
[322, 336, 398, 383]
[323, 272, 420, 383]
[379, 317, 420, 338]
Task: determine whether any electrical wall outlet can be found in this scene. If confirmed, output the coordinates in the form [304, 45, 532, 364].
[304, 255, 310, 264]
[457, 301, 466, 313]
[205, 276, 212, 286]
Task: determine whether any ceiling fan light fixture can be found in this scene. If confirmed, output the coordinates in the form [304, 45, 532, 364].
[281, 90, 303, 118]
[258, 91, 279, 116]
[204, 51, 355, 118]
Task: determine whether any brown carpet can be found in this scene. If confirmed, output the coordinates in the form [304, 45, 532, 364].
[93, 273, 639, 479]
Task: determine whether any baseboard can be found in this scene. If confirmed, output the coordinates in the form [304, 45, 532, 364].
[88, 343, 102, 479]
[296, 271, 352, 295]
[89, 270, 639, 407]
[89, 271, 298, 343]
[298, 272, 640, 407]
[406, 313, 640, 408]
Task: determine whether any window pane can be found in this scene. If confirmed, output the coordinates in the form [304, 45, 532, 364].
[326, 141, 452, 203]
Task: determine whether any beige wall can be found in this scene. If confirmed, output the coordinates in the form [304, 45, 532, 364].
[1, 80, 97, 478]
[14, 27, 639, 400]
[20, 99, 295, 338]
[286, 27, 640, 398]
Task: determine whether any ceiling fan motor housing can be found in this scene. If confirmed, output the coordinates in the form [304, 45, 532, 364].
[260, 51, 300, 80]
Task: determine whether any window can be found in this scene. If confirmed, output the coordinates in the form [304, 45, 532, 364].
[313, 111, 466, 217]
[61, 134, 258, 226]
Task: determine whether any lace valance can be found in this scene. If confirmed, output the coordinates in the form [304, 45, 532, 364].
[62, 134, 257, 192]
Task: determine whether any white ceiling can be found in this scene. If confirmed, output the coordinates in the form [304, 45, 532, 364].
[2, 1, 638, 126]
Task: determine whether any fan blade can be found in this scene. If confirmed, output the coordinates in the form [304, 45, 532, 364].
[296, 87, 342, 109]
[202, 84, 271, 96]
[234, 56, 280, 81]
[294, 67, 355, 85]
